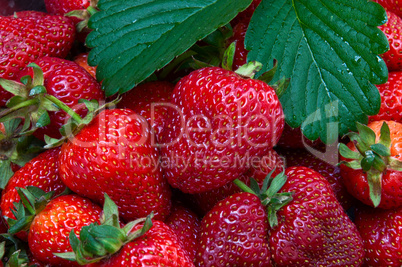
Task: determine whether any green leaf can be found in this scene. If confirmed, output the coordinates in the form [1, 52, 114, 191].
[246, 0, 388, 143]
[258, 60, 278, 85]
[85, 225, 125, 254]
[378, 121, 391, 149]
[222, 42, 236, 71]
[388, 157, 402, 171]
[367, 170, 382, 207]
[361, 150, 375, 172]
[339, 160, 362, 170]
[0, 79, 27, 98]
[235, 61, 262, 79]
[266, 172, 287, 198]
[0, 241, 5, 260]
[370, 143, 390, 157]
[0, 160, 13, 189]
[356, 122, 376, 147]
[338, 143, 361, 160]
[7, 215, 35, 235]
[53, 252, 76, 262]
[126, 214, 153, 241]
[27, 63, 44, 88]
[28, 86, 46, 96]
[35, 111, 50, 129]
[86, 0, 253, 96]
[101, 194, 119, 227]
[249, 178, 260, 194]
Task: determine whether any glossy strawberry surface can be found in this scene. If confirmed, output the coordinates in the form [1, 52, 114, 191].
[160, 67, 284, 193]
[369, 71, 402, 123]
[355, 205, 402, 266]
[28, 194, 102, 267]
[89, 220, 195, 267]
[74, 52, 97, 80]
[59, 109, 172, 222]
[0, 11, 76, 107]
[270, 167, 364, 266]
[379, 11, 402, 71]
[45, 0, 90, 16]
[196, 192, 271, 266]
[277, 147, 355, 211]
[166, 202, 201, 261]
[190, 149, 284, 215]
[276, 123, 321, 148]
[117, 81, 174, 142]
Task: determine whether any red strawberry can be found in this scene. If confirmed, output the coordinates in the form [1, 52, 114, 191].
[59, 109, 172, 222]
[117, 81, 175, 142]
[74, 52, 97, 80]
[55, 196, 194, 266]
[1, 57, 104, 141]
[368, 71, 402, 123]
[379, 11, 402, 71]
[190, 149, 284, 215]
[165, 202, 201, 261]
[226, 22, 248, 71]
[195, 192, 272, 266]
[231, 0, 262, 26]
[270, 166, 364, 266]
[160, 66, 284, 194]
[277, 147, 355, 210]
[22, 57, 104, 140]
[0, 148, 67, 239]
[339, 120, 402, 208]
[44, 0, 98, 42]
[28, 194, 102, 267]
[0, 11, 76, 107]
[354, 205, 402, 266]
[276, 123, 321, 148]
[373, 0, 402, 18]
[89, 220, 194, 267]
[45, 0, 91, 18]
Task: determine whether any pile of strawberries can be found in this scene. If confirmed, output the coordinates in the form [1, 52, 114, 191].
[0, 0, 402, 266]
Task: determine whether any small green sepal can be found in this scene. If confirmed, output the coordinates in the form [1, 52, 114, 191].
[221, 42, 236, 71]
[258, 60, 278, 85]
[367, 170, 382, 207]
[235, 61, 263, 79]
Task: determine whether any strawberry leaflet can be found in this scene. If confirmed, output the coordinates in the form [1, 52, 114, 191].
[86, 0, 252, 96]
[246, 0, 389, 143]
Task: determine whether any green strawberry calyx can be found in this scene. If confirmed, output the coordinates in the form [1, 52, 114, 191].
[0, 63, 83, 136]
[338, 121, 402, 207]
[233, 170, 293, 227]
[55, 194, 153, 265]
[5, 186, 71, 235]
[0, 63, 119, 149]
[66, 0, 99, 32]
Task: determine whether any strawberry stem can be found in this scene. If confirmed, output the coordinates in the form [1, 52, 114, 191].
[0, 99, 39, 119]
[44, 95, 83, 124]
